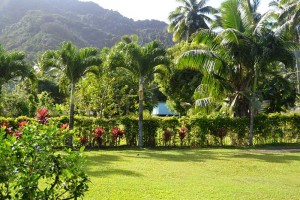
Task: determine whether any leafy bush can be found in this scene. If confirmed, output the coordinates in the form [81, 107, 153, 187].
[1, 113, 300, 149]
[0, 122, 89, 199]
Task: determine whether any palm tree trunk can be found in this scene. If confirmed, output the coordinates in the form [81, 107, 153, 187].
[295, 51, 300, 93]
[138, 77, 144, 148]
[69, 82, 75, 147]
[249, 65, 259, 146]
[249, 104, 254, 146]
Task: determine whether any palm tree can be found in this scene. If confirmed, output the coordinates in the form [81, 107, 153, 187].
[177, 0, 297, 145]
[109, 36, 169, 148]
[40, 42, 102, 139]
[0, 46, 34, 94]
[168, 0, 218, 42]
[269, 0, 300, 92]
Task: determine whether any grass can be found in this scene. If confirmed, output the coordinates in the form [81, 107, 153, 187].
[83, 147, 300, 200]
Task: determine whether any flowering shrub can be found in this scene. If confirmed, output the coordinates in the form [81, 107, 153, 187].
[80, 136, 88, 145]
[162, 128, 172, 145]
[37, 108, 49, 124]
[111, 127, 125, 145]
[178, 127, 188, 140]
[0, 122, 89, 199]
[94, 127, 105, 146]
[178, 126, 188, 145]
[112, 127, 125, 137]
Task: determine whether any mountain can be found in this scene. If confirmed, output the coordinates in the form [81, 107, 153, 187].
[0, 0, 173, 61]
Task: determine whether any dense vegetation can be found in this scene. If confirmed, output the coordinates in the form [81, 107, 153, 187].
[1, 0, 300, 197]
[0, 0, 299, 145]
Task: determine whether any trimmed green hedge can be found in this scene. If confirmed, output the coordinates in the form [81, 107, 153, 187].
[1, 113, 299, 147]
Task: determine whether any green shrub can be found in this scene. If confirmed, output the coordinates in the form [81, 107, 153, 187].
[0, 122, 89, 199]
[1, 113, 300, 148]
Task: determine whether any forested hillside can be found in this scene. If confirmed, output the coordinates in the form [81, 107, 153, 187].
[0, 0, 173, 60]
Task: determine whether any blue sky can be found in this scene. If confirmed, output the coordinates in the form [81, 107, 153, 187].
[82, 0, 272, 23]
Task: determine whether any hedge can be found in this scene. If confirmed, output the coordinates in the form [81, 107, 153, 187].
[1, 113, 299, 147]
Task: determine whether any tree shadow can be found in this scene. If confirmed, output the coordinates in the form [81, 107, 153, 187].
[87, 168, 143, 177]
[85, 152, 143, 177]
[86, 154, 122, 165]
[231, 151, 300, 163]
[121, 149, 222, 163]
[84, 148, 300, 178]
[119, 148, 300, 164]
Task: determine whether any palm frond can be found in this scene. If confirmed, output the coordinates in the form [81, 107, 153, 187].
[195, 97, 212, 107]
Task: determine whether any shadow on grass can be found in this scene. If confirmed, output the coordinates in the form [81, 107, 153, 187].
[86, 154, 122, 165]
[133, 150, 222, 163]
[84, 147, 300, 177]
[231, 151, 300, 163]
[85, 153, 144, 177]
[88, 168, 143, 177]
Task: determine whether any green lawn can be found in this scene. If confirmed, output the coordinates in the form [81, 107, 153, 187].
[83, 148, 300, 200]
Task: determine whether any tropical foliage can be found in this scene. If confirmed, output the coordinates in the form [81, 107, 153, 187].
[0, 0, 300, 148]
[108, 36, 169, 147]
[39, 41, 102, 133]
[0, 121, 88, 199]
[0, 46, 34, 94]
[1, 1, 300, 198]
[177, 0, 298, 145]
[168, 0, 218, 41]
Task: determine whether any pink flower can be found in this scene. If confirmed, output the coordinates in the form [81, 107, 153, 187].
[37, 108, 49, 124]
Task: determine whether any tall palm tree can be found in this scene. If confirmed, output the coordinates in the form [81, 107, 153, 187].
[109, 36, 169, 148]
[177, 0, 297, 145]
[40, 42, 102, 138]
[0, 46, 34, 94]
[168, 0, 218, 42]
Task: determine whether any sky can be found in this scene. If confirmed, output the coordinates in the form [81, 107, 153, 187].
[81, 0, 272, 23]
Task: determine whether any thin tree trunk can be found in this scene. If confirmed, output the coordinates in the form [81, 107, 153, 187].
[138, 77, 144, 148]
[69, 82, 75, 147]
[295, 51, 300, 93]
[249, 64, 259, 146]
[249, 104, 254, 146]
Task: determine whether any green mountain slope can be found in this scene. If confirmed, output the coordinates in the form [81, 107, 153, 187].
[0, 0, 173, 60]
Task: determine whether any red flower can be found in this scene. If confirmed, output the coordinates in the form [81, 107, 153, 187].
[112, 127, 119, 136]
[1, 122, 10, 128]
[112, 127, 125, 137]
[18, 121, 27, 128]
[60, 123, 68, 129]
[94, 127, 105, 138]
[58, 123, 68, 136]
